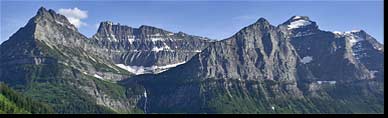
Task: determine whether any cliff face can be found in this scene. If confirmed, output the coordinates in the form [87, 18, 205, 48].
[90, 21, 212, 74]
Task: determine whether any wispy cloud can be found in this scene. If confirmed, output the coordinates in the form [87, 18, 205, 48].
[58, 8, 88, 28]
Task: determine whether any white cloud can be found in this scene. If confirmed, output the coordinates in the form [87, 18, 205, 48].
[58, 8, 88, 28]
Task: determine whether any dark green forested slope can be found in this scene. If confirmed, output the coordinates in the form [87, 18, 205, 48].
[0, 83, 54, 114]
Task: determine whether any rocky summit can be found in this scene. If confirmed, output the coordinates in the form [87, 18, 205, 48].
[0, 7, 384, 113]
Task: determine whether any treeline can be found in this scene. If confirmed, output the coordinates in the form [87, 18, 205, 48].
[0, 82, 55, 114]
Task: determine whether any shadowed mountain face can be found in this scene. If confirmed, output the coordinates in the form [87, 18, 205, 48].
[0, 7, 384, 113]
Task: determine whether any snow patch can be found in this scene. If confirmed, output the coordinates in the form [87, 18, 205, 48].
[55, 20, 65, 26]
[293, 31, 315, 37]
[350, 29, 361, 33]
[116, 61, 186, 75]
[150, 37, 165, 42]
[346, 34, 365, 47]
[333, 31, 344, 35]
[317, 81, 336, 85]
[351, 42, 364, 57]
[370, 70, 378, 78]
[93, 74, 103, 79]
[128, 38, 135, 44]
[107, 21, 113, 25]
[152, 45, 171, 52]
[193, 50, 202, 52]
[88, 56, 97, 62]
[300, 56, 313, 64]
[293, 16, 302, 20]
[127, 35, 135, 44]
[106, 34, 118, 42]
[288, 19, 311, 29]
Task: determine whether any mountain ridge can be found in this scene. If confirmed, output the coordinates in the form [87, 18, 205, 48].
[0, 7, 384, 113]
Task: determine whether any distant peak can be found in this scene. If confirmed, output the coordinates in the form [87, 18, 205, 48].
[289, 16, 310, 21]
[96, 21, 130, 35]
[177, 31, 187, 36]
[32, 7, 77, 31]
[282, 15, 318, 30]
[255, 17, 270, 25]
[257, 17, 268, 22]
[36, 7, 59, 17]
[36, 6, 50, 16]
[38, 6, 47, 13]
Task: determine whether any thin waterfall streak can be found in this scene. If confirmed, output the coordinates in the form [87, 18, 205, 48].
[144, 89, 147, 113]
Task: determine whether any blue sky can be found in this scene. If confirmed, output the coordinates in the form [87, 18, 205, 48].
[0, 0, 384, 44]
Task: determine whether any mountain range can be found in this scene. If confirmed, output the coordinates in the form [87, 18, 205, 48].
[0, 7, 384, 113]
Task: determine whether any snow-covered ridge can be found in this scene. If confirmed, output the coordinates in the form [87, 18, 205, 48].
[332, 30, 365, 47]
[115, 61, 187, 75]
[346, 29, 361, 33]
[333, 31, 343, 35]
[288, 19, 312, 30]
[292, 16, 302, 20]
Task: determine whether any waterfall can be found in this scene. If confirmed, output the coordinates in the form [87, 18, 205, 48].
[144, 89, 147, 113]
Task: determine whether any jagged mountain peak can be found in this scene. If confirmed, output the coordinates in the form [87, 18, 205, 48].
[255, 17, 270, 24]
[4, 7, 79, 43]
[252, 17, 272, 28]
[96, 21, 133, 35]
[289, 15, 310, 21]
[37, 6, 48, 14]
[33, 7, 77, 31]
[236, 17, 274, 34]
[36, 6, 57, 16]
[99, 21, 115, 27]
[281, 15, 318, 31]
